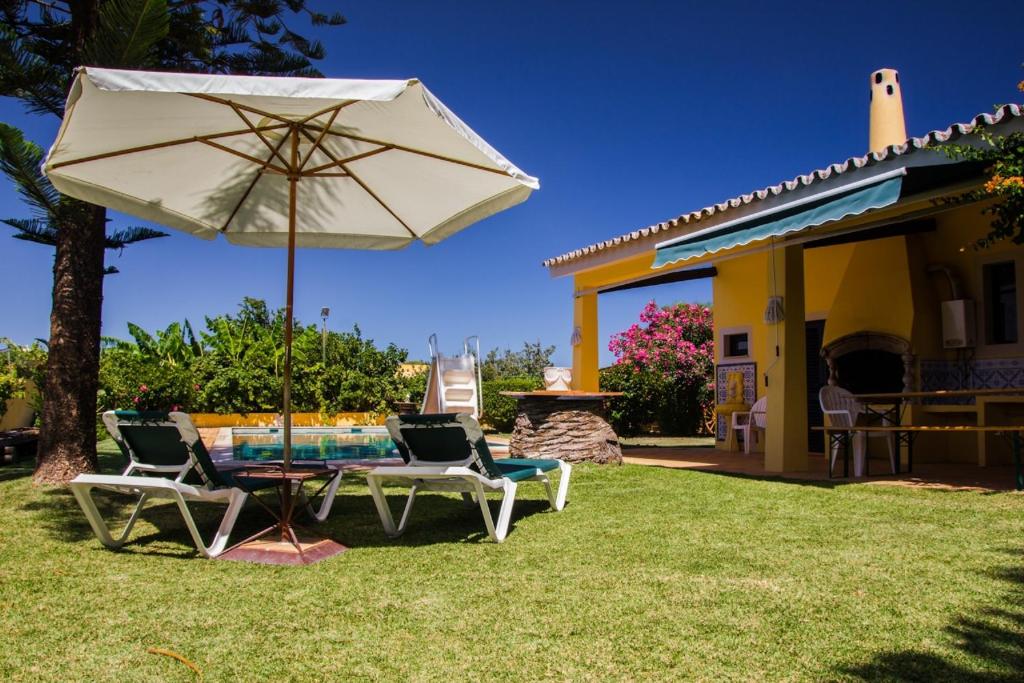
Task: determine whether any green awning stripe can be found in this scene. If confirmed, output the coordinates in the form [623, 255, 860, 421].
[653, 176, 903, 268]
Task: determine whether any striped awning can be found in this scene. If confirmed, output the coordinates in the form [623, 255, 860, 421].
[653, 171, 904, 268]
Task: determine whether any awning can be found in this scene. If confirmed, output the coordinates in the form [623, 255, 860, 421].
[653, 171, 904, 268]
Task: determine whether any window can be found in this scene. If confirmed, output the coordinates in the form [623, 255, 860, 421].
[984, 261, 1018, 345]
[723, 332, 749, 358]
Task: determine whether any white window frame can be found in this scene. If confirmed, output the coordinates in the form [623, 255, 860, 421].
[718, 325, 752, 362]
[974, 252, 1024, 358]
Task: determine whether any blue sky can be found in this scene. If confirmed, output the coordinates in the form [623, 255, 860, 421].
[1, 1, 1022, 366]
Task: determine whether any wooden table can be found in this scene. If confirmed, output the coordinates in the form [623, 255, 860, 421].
[854, 388, 1024, 467]
[500, 391, 624, 464]
[855, 387, 1024, 401]
[815, 425, 1024, 489]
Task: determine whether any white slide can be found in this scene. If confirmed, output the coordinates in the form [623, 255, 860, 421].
[420, 334, 483, 418]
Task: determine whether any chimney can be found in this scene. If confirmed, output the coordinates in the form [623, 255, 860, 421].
[868, 68, 907, 154]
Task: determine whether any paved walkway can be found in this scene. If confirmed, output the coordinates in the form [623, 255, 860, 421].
[623, 447, 1021, 492]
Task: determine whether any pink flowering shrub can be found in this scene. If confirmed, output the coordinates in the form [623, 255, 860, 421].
[602, 301, 715, 435]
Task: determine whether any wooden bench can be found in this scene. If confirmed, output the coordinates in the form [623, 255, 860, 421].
[1, 428, 39, 464]
[813, 425, 1024, 490]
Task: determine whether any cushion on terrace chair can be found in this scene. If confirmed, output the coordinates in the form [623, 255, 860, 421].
[370, 413, 572, 542]
[104, 410, 199, 481]
[107, 410, 278, 491]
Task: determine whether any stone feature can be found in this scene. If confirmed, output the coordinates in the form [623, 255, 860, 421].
[509, 398, 622, 465]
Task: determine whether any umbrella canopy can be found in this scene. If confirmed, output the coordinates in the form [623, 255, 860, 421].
[46, 67, 538, 249]
[44, 67, 538, 469]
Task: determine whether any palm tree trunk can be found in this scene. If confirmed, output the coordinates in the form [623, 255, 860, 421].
[33, 204, 106, 484]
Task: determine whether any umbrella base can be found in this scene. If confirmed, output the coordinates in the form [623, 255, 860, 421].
[219, 523, 348, 566]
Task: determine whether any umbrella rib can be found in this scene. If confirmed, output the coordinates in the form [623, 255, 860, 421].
[302, 146, 391, 175]
[195, 139, 290, 175]
[298, 128, 417, 238]
[47, 125, 289, 170]
[226, 102, 292, 171]
[298, 106, 342, 172]
[309, 126, 512, 177]
[297, 99, 362, 125]
[220, 130, 293, 233]
[187, 94, 298, 126]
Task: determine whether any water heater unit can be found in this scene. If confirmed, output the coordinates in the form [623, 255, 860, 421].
[941, 299, 975, 349]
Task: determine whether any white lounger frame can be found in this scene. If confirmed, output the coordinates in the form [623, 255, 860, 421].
[366, 461, 571, 543]
[70, 475, 248, 558]
[70, 412, 343, 557]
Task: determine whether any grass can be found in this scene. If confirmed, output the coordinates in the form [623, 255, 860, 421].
[1, 442, 1023, 681]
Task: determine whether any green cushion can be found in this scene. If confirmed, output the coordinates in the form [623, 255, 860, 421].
[385, 413, 505, 478]
[220, 470, 282, 492]
[494, 457, 560, 473]
[491, 462, 548, 482]
[120, 424, 191, 467]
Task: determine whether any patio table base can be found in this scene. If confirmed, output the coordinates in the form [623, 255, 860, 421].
[219, 534, 347, 566]
[217, 467, 347, 566]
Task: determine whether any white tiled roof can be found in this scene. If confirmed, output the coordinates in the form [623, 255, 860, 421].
[542, 103, 1023, 268]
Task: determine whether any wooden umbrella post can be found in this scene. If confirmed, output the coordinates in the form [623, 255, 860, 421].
[282, 125, 299, 473]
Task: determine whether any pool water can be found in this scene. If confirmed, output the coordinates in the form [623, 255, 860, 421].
[232, 427, 399, 462]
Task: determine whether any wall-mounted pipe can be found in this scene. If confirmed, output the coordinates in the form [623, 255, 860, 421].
[926, 263, 964, 301]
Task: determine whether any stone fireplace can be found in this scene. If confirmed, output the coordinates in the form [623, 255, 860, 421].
[821, 331, 914, 394]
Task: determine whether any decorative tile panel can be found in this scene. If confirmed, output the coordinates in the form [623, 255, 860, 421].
[918, 357, 1024, 403]
[715, 362, 756, 440]
[971, 357, 1024, 390]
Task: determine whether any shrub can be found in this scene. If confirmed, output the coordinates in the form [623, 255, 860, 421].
[403, 369, 428, 406]
[97, 299, 411, 417]
[0, 369, 17, 419]
[0, 338, 47, 417]
[603, 301, 714, 436]
[98, 348, 196, 413]
[481, 376, 543, 432]
[481, 341, 555, 381]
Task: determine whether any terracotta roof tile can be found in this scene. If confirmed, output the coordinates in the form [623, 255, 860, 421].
[542, 104, 1023, 268]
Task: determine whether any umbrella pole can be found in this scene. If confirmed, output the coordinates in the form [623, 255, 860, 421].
[282, 127, 299, 472]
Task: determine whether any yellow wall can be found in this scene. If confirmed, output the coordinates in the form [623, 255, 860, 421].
[822, 237, 915, 345]
[565, 198, 1021, 465]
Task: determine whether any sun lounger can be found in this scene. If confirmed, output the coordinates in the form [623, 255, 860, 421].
[103, 410, 196, 481]
[70, 411, 342, 557]
[366, 413, 571, 542]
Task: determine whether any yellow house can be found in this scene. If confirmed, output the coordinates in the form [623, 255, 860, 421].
[544, 69, 1024, 472]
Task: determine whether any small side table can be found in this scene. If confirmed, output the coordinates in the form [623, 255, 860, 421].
[219, 466, 346, 565]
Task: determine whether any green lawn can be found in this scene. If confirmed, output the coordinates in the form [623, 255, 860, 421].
[1, 442, 1022, 681]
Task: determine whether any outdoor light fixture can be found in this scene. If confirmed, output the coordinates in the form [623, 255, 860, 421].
[321, 308, 330, 364]
[764, 296, 784, 324]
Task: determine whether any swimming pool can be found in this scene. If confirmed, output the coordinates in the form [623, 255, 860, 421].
[232, 427, 400, 462]
[231, 426, 508, 462]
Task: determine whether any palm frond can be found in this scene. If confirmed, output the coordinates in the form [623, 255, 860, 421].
[105, 226, 168, 249]
[2, 217, 58, 245]
[309, 11, 346, 27]
[0, 24, 69, 118]
[0, 123, 60, 218]
[127, 322, 157, 355]
[83, 0, 170, 67]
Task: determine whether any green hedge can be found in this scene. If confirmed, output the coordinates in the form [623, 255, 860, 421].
[481, 376, 543, 432]
[600, 364, 712, 437]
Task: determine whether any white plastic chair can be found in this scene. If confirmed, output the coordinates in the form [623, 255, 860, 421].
[732, 395, 767, 454]
[819, 385, 896, 476]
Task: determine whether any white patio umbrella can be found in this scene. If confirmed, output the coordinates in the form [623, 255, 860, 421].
[44, 67, 538, 471]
